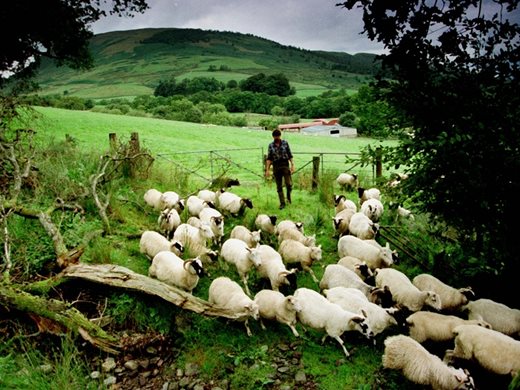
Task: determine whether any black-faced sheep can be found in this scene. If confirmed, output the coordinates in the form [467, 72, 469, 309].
[360, 198, 384, 223]
[198, 207, 225, 245]
[159, 191, 185, 212]
[255, 244, 297, 292]
[158, 207, 181, 239]
[444, 324, 520, 377]
[348, 212, 379, 240]
[319, 264, 377, 300]
[337, 256, 374, 282]
[334, 194, 357, 214]
[336, 173, 358, 191]
[255, 214, 278, 236]
[186, 195, 214, 218]
[253, 289, 301, 337]
[144, 188, 163, 210]
[217, 190, 253, 217]
[293, 287, 373, 358]
[208, 276, 259, 336]
[139, 230, 184, 260]
[382, 335, 475, 390]
[358, 187, 381, 205]
[149, 251, 204, 294]
[220, 238, 262, 296]
[375, 268, 442, 312]
[229, 225, 261, 248]
[406, 311, 491, 343]
[332, 208, 355, 237]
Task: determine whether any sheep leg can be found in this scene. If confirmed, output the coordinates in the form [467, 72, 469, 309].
[244, 319, 252, 337]
[333, 335, 350, 358]
[259, 319, 267, 331]
[287, 323, 299, 337]
[303, 266, 319, 283]
[241, 275, 251, 297]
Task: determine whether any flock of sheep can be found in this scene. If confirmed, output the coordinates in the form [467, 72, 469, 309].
[138, 172, 520, 389]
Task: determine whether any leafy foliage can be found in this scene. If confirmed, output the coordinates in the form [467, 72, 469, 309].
[338, 0, 520, 294]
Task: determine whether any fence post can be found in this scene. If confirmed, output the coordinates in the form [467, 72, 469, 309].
[129, 132, 141, 178]
[375, 147, 383, 179]
[109, 133, 117, 152]
[312, 156, 320, 191]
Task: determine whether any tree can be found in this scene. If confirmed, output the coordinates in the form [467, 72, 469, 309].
[0, 0, 149, 90]
[337, 1, 520, 300]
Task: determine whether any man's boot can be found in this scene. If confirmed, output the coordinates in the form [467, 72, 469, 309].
[277, 191, 286, 209]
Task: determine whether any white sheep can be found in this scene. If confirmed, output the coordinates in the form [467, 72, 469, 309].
[278, 239, 322, 283]
[254, 214, 278, 235]
[199, 207, 225, 245]
[186, 195, 214, 218]
[337, 256, 374, 282]
[332, 208, 355, 237]
[323, 286, 398, 337]
[160, 190, 185, 212]
[360, 198, 384, 223]
[348, 212, 379, 240]
[229, 225, 261, 248]
[144, 188, 163, 210]
[358, 187, 381, 205]
[277, 227, 316, 247]
[406, 311, 491, 343]
[444, 324, 520, 377]
[220, 238, 262, 296]
[462, 298, 520, 337]
[149, 251, 204, 293]
[293, 287, 373, 357]
[336, 173, 358, 191]
[253, 289, 301, 337]
[197, 189, 217, 204]
[382, 335, 475, 390]
[172, 222, 215, 251]
[412, 273, 474, 312]
[256, 244, 297, 292]
[375, 268, 442, 312]
[217, 190, 253, 216]
[139, 230, 184, 260]
[319, 264, 376, 299]
[208, 276, 259, 336]
[157, 207, 181, 239]
[276, 220, 304, 236]
[338, 235, 393, 270]
[363, 239, 399, 264]
[334, 194, 357, 214]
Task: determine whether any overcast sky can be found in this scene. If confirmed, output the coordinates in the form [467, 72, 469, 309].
[91, 0, 386, 55]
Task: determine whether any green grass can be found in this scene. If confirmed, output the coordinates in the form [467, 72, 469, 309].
[4, 107, 427, 389]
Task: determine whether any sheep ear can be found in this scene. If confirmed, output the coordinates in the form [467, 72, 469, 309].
[350, 315, 364, 324]
[360, 309, 368, 318]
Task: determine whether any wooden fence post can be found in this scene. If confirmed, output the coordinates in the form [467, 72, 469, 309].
[109, 133, 117, 152]
[312, 156, 320, 191]
[129, 132, 141, 178]
[375, 147, 383, 179]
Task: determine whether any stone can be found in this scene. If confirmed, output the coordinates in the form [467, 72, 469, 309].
[103, 376, 117, 386]
[38, 364, 53, 374]
[102, 357, 117, 372]
[295, 370, 307, 382]
[90, 370, 101, 379]
[124, 360, 139, 371]
[184, 362, 200, 376]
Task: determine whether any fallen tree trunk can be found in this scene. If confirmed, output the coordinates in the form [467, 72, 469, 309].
[61, 263, 248, 320]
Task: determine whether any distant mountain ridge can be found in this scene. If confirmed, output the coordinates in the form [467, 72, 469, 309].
[35, 28, 380, 99]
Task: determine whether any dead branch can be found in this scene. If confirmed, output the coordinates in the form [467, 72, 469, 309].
[90, 155, 112, 234]
[61, 263, 250, 321]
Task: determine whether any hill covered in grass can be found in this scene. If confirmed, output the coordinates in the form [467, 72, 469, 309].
[35, 28, 380, 99]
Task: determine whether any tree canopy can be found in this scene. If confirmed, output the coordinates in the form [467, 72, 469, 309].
[337, 1, 520, 290]
[0, 0, 149, 90]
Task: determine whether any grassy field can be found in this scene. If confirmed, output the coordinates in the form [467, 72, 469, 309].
[5, 107, 429, 389]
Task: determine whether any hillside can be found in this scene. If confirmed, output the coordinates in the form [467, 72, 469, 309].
[35, 28, 380, 99]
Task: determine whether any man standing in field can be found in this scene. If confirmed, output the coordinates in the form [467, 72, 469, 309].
[265, 129, 295, 210]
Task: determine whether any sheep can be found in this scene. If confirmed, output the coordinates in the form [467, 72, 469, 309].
[348, 212, 379, 240]
[363, 239, 399, 264]
[139, 230, 184, 260]
[220, 238, 262, 296]
[412, 274, 474, 312]
[276, 220, 304, 236]
[278, 239, 322, 283]
[382, 335, 475, 390]
[160, 190, 185, 212]
[186, 195, 214, 218]
[360, 198, 384, 223]
[406, 311, 491, 343]
[334, 194, 357, 214]
[255, 214, 278, 235]
[229, 225, 261, 248]
[149, 251, 204, 294]
[336, 173, 358, 191]
[323, 286, 398, 337]
[197, 189, 217, 204]
[337, 256, 374, 282]
[337, 235, 393, 270]
[397, 205, 414, 221]
[186, 216, 202, 228]
[319, 264, 376, 299]
[208, 276, 259, 336]
[293, 287, 373, 357]
[375, 268, 442, 312]
[253, 289, 301, 337]
[461, 298, 520, 337]
[172, 222, 215, 251]
[217, 190, 253, 217]
[444, 324, 520, 377]
[198, 207, 225, 245]
[358, 187, 381, 205]
[157, 207, 181, 239]
[255, 244, 297, 292]
[144, 188, 163, 210]
[332, 208, 355, 237]
[277, 227, 316, 247]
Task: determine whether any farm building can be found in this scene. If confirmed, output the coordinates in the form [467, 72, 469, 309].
[277, 118, 340, 133]
[301, 124, 357, 138]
